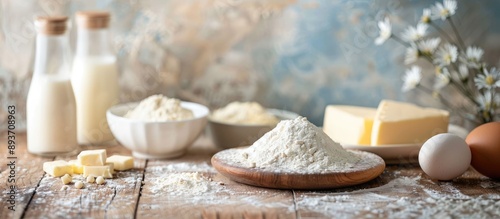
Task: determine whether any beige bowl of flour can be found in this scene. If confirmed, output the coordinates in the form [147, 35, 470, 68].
[208, 109, 299, 149]
[107, 101, 209, 159]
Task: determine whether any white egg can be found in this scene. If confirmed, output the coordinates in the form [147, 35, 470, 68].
[418, 133, 471, 180]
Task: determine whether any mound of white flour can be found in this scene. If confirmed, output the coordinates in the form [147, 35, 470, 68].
[239, 117, 361, 173]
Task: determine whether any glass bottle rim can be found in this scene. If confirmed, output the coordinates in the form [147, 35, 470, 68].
[35, 16, 68, 35]
[76, 11, 110, 29]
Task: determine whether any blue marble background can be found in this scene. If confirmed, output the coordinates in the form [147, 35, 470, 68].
[1, 0, 500, 129]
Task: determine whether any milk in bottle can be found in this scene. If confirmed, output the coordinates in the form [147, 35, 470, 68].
[72, 11, 119, 145]
[27, 16, 78, 155]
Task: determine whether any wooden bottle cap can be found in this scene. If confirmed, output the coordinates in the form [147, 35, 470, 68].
[35, 16, 68, 35]
[76, 11, 110, 29]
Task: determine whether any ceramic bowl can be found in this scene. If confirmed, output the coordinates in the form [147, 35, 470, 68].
[107, 101, 209, 159]
[208, 109, 299, 149]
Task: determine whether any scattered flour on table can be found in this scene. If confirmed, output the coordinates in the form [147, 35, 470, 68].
[148, 162, 215, 173]
[149, 172, 222, 195]
[423, 182, 471, 200]
[145, 170, 293, 209]
[297, 174, 500, 219]
[144, 161, 295, 210]
[28, 171, 143, 217]
[480, 180, 500, 189]
[125, 94, 193, 121]
[222, 117, 363, 173]
[210, 101, 279, 125]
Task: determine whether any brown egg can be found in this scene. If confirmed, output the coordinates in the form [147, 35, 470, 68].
[465, 122, 500, 179]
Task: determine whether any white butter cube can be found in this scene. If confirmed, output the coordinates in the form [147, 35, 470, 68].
[106, 155, 134, 171]
[106, 162, 115, 174]
[78, 149, 107, 166]
[83, 165, 113, 178]
[43, 160, 73, 177]
[372, 100, 449, 145]
[323, 105, 376, 145]
[68, 160, 84, 174]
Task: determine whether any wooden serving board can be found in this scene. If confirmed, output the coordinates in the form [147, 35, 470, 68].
[212, 149, 386, 190]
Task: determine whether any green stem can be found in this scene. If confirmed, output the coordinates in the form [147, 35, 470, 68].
[488, 89, 496, 122]
[467, 68, 479, 93]
[420, 54, 479, 106]
[429, 22, 456, 45]
[391, 35, 410, 47]
[418, 85, 477, 122]
[448, 18, 466, 51]
[449, 79, 479, 106]
[450, 63, 476, 98]
[391, 35, 411, 47]
[422, 55, 433, 64]
[417, 85, 454, 109]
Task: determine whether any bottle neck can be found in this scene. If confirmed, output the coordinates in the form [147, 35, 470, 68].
[75, 28, 113, 57]
[33, 34, 72, 78]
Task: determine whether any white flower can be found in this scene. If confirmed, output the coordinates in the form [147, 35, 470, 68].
[401, 23, 428, 42]
[475, 67, 500, 90]
[417, 38, 441, 55]
[459, 46, 484, 69]
[431, 0, 457, 20]
[454, 64, 469, 81]
[402, 66, 422, 92]
[421, 8, 431, 23]
[405, 46, 419, 64]
[434, 68, 450, 90]
[477, 91, 500, 111]
[375, 17, 391, 45]
[434, 43, 458, 66]
[466, 47, 484, 61]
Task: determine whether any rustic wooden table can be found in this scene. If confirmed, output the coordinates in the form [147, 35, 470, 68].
[1, 133, 499, 219]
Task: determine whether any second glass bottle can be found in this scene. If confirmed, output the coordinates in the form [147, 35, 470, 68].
[72, 11, 119, 145]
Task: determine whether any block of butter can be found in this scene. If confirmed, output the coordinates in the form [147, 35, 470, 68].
[43, 160, 73, 177]
[371, 100, 449, 145]
[68, 160, 83, 174]
[83, 164, 114, 178]
[106, 155, 134, 171]
[78, 149, 107, 166]
[323, 105, 376, 145]
[106, 162, 115, 174]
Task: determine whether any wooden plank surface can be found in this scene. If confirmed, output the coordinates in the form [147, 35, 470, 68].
[22, 143, 146, 219]
[2, 132, 500, 219]
[294, 166, 500, 218]
[0, 133, 54, 219]
[137, 137, 297, 219]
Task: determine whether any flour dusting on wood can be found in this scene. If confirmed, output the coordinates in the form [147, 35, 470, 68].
[295, 171, 500, 218]
[149, 172, 220, 195]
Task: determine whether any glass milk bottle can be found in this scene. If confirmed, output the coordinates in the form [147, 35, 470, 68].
[72, 11, 119, 145]
[27, 16, 78, 156]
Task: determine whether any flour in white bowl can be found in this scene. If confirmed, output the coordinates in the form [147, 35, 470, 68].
[239, 116, 361, 173]
[211, 102, 279, 125]
[125, 94, 194, 122]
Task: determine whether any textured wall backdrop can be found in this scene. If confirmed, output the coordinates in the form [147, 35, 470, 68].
[1, 0, 500, 130]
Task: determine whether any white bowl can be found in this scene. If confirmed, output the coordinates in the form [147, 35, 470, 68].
[106, 101, 209, 159]
[208, 109, 299, 149]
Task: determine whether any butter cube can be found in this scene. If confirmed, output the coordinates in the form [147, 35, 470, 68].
[323, 105, 376, 145]
[83, 165, 113, 179]
[78, 149, 107, 166]
[371, 100, 449, 145]
[68, 160, 84, 174]
[106, 162, 115, 174]
[106, 155, 134, 171]
[43, 160, 73, 177]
